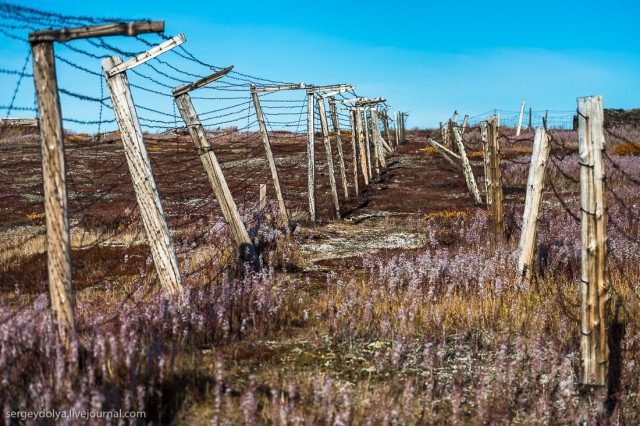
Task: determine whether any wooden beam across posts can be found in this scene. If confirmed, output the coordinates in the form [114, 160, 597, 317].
[452, 126, 482, 204]
[316, 96, 341, 218]
[31, 41, 76, 342]
[516, 100, 526, 136]
[427, 138, 462, 172]
[250, 84, 290, 232]
[577, 95, 609, 415]
[486, 116, 505, 238]
[106, 34, 185, 77]
[517, 127, 550, 281]
[172, 65, 234, 97]
[103, 56, 182, 295]
[355, 107, 369, 185]
[328, 97, 349, 198]
[307, 84, 353, 94]
[252, 82, 306, 93]
[28, 20, 164, 43]
[174, 91, 259, 270]
[306, 91, 317, 224]
[348, 110, 360, 195]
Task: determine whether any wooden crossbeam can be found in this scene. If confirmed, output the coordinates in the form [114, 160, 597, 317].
[29, 21, 164, 43]
[172, 65, 234, 97]
[253, 83, 306, 93]
[107, 34, 186, 77]
[317, 87, 353, 98]
[306, 84, 353, 94]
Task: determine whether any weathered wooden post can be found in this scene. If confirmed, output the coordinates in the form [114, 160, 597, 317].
[259, 184, 267, 211]
[307, 91, 316, 223]
[104, 53, 184, 295]
[481, 121, 491, 204]
[381, 109, 393, 149]
[362, 108, 373, 178]
[251, 83, 301, 232]
[486, 116, 505, 237]
[29, 20, 167, 342]
[528, 107, 532, 131]
[516, 100, 526, 136]
[30, 35, 76, 342]
[577, 95, 609, 416]
[452, 126, 482, 204]
[517, 127, 550, 281]
[446, 119, 456, 153]
[316, 96, 341, 218]
[355, 107, 369, 185]
[328, 97, 349, 198]
[461, 115, 469, 135]
[370, 109, 387, 168]
[427, 138, 462, 172]
[174, 67, 259, 269]
[348, 110, 360, 195]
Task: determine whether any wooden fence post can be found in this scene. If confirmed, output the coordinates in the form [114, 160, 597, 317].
[250, 84, 290, 232]
[516, 100, 526, 136]
[486, 116, 505, 237]
[528, 107, 532, 130]
[348, 110, 360, 195]
[577, 95, 609, 416]
[306, 91, 316, 223]
[381, 110, 393, 149]
[517, 127, 550, 281]
[480, 121, 491, 205]
[446, 119, 456, 153]
[31, 40, 76, 341]
[317, 96, 341, 218]
[328, 97, 349, 198]
[103, 55, 183, 295]
[260, 184, 267, 211]
[371, 109, 387, 167]
[355, 107, 369, 185]
[461, 115, 469, 135]
[427, 138, 462, 172]
[362, 109, 373, 178]
[174, 91, 259, 269]
[452, 126, 482, 204]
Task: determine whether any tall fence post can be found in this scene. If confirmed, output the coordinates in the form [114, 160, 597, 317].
[328, 97, 349, 198]
[528, 107, 532, 130]
[363, 108, 373, 178]
[250, 84, 290, 232]
[317, 96, 341, 218]
[577, 95, 609, 416]
[103, 56, 183, 295]
[371, 109, 387, 168]
[355, 107, 369, 185]
[480, 121, 491, 204]
[174, 89, 259, 269]
[31, 40, 76, 341]
[516, 99, 526, 136]
[452, 126, 482, 204]
[381, 110, 393, 149]
[486, 116, 504, 238]
[348, 110, 360, 195]
[306, 91, 316, 224]
[517, 127, 550, 281]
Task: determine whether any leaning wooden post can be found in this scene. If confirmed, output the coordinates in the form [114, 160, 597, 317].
[306, 91, 316, 223]
[487, 116, 505, 237]
[577, 95, 609, 416]
[517, 127, 550, 281]
[381, 110, 393, 149]
[174, 74, 259, 269]
[427, 138, 462, 172]
[316, 96, 341, 218]
[250, 84, 290, 232]
[461, 115, 469, 135]
[30, 40, 76, 341]
[328, 97, 349, 198]
[103, 55, 183, 295]
[516, 100, 526, 136]
[348, 110, 360, 195]
[355, 107, 369, 185]
[452, 126, 482, 204]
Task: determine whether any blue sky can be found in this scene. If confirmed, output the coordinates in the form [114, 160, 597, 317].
[3, 0, 639, 128]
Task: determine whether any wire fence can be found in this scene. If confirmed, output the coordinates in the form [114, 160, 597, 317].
[0, 2, 397, 304]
